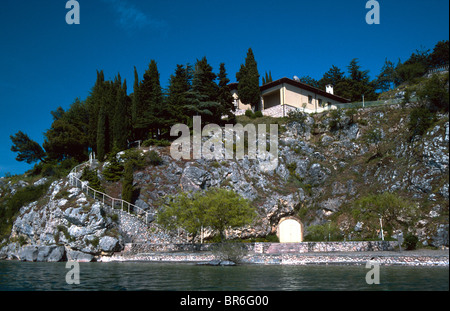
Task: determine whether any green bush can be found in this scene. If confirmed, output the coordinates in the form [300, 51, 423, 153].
[404, 234, 419, 250]
[408, 106, 436, 140]
[28, 158, 79, 178]
[102, 152, 124, 182]
[304, 223, 343, 242]
[328, 108, 345, 131]
[143, 138, 172, 147]
[417, 73, 449, 112]
[245, 109, 255, 119]
[148, 150, 163, 166]
[122, 149, 147, 170]
[254, 111, 263, 118]
[352, 192, 417, 240]
[0, 181, 51, 240]
[81, 167, 104, 193]
[211, 242, 249, 263]
[121, 162, 134, 203]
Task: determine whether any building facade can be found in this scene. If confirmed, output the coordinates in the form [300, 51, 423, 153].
[230, 77, 351, 117]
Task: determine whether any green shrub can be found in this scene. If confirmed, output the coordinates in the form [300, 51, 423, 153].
[121, 162, 134, 203]
[408, 106, 436, 140]
[211, 242, 249, 263]
[143, 138, 172, 147]
[81, 167, 104, 193]
[304, 223, 343, 242]
[102, 152, 124, 182]
[122, 149, 147, 169]
[404, 234, 419, 250]
[254, 111, 263, 118]
[245, 109, 255, 119]
[0, 181, 51, 240]
[328, 108, 344, 131]
[148, 150, 163, 166]
[417, 73, 449, 112]
[352, 192, 417, 240]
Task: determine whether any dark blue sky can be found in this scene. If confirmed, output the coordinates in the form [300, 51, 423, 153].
[1, 0, 449, 176]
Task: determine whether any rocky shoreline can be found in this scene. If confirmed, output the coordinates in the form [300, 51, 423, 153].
[98, 249, 449, 267]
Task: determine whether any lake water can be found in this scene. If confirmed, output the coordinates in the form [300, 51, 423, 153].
[0, 261, 448, 291]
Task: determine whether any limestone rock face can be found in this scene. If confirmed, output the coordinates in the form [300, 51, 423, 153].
[1, 105, 448, 257]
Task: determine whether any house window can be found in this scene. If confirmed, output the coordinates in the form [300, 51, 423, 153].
[318, 99, 323, 107]
[308, 95, 312, 105]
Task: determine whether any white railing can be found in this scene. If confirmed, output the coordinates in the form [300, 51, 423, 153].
[427, 64, 449, 75]
[68, 160, 151, 225]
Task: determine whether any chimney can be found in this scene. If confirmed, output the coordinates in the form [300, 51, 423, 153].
[326, 84, 334, 95]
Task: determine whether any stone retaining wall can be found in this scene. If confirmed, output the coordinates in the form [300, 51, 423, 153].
[122, 241, 399, 255]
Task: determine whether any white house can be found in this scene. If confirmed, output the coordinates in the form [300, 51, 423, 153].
[230, 77, 351, 117]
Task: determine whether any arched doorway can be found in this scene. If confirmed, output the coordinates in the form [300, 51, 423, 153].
[277, 217, 303, 243]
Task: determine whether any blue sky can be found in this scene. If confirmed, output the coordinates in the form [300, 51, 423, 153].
[0, 0, 449, 176]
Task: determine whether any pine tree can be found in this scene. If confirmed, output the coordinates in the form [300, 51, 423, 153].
[217, 63, 235, 121]
[167, 64, 193, 124]
[185, 57, 221, 123]
[96, 105, 107, 161]
[10, 131, 46, 164]
[137, 60, 164, 140]
[122, 162, 134, 203]
[376, 59, 396, 92]
[113, 79, 131, 150]
[236, 48, 260, 110]
[86, 70, 105, 153]
[319, 65, 346, 89]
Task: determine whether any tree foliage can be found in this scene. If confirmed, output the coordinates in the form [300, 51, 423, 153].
[158, 188, 256, 242]
[121, 162, 134, 203]
[352, 192, 417, 239]
[236, 48, 260, 109]
[10, 131, 46, 164]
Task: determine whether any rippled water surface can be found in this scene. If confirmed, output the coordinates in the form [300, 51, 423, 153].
[0, 261, 448, 291]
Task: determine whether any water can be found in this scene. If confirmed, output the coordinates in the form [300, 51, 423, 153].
[0, 261, 448, 291]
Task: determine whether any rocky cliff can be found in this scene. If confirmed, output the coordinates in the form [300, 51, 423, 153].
[1, 103, 448, 261]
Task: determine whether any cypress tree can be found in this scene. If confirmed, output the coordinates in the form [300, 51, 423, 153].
[113, 79, 131, 150]
[217, 63, 235, 122]
[87, 70, 105, 153]
[122, 162, 134, 203]
[139, 60, 163, 140]
[167, 64, 192, 124]
[236, 48, 260, 110]
[96, 105, 107, 161]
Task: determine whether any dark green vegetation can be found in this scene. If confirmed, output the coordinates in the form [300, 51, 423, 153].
[3, 41, 448, 247]
[157, 188, 256, 242]
[9, 41, 448, 172]
[0, 181, 51, 241]
[297, 40, 449, 102]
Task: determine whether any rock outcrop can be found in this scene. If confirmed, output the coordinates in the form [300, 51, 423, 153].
[1, 104, 448, 261]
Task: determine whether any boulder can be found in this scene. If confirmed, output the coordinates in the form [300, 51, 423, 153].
[99, 236, 121, 253]
[66, 249, 95, 262]
[36, 246, 66, 262]
[18, 246, 39, 262]
[430, 224, 449, 248]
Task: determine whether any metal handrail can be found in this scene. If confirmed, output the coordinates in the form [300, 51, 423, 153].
[68, 160, 151, 224]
